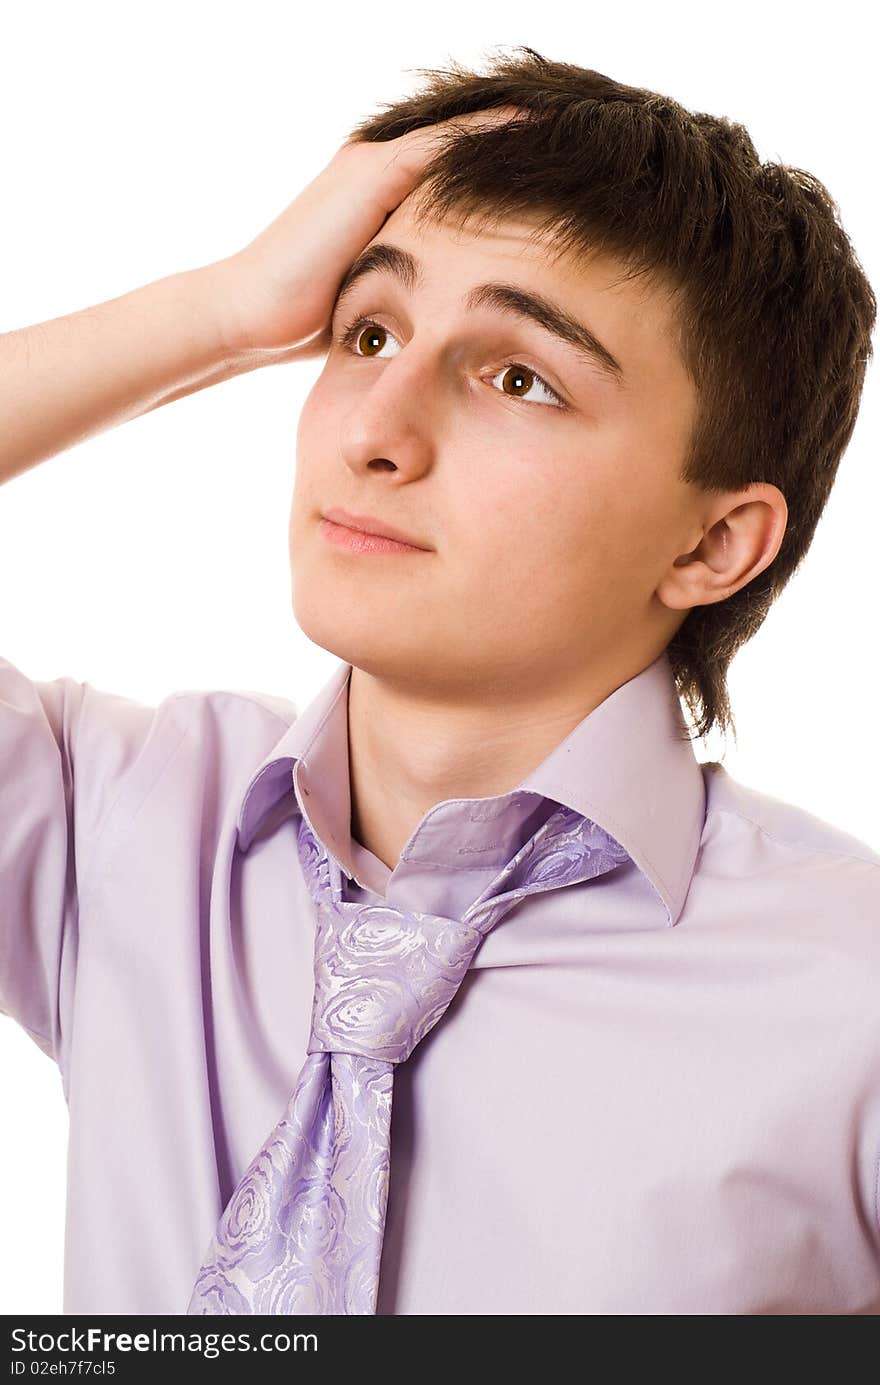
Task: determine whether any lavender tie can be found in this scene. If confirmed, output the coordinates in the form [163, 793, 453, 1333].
[187, 799, 630, 1315]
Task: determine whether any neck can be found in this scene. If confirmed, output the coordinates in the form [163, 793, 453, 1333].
[346, 648, 659, 873]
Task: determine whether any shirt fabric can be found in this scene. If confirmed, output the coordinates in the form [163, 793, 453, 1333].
[2, 648, 879, 1316]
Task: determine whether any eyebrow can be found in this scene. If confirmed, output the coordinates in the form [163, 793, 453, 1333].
[332, 242, 628, 389]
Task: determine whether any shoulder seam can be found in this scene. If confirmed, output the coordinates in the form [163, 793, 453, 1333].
[162, 687, 296, 728]
[705, 803, 880, 871]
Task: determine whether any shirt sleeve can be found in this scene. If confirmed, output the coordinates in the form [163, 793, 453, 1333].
[0, 653, 158, 1070]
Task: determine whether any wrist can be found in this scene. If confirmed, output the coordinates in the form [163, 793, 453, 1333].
[178, 255, 262, 366]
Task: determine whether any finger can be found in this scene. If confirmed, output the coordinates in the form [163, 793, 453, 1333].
[400, 104, 530, 149]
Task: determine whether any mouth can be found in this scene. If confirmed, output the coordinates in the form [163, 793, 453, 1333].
[319, 507, 433, 555]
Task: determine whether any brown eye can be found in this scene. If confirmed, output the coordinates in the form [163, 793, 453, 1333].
[356, 323, 386, 356]
[338, 316, 400, 359]
[500, 364, 534, 397]
[489, 361, 565, 409]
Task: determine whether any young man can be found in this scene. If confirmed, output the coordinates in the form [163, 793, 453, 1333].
[1, 50, 878, 1316]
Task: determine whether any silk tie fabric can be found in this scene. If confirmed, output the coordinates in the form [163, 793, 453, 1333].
[187, 799, 631, 1315]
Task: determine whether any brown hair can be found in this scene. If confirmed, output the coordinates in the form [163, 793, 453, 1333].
[344, 45, 876, 747]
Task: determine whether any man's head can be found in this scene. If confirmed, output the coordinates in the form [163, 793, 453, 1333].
[288, 45, 875, 745]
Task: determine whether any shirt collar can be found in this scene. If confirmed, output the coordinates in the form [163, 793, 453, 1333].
[236, 649, 706, 927]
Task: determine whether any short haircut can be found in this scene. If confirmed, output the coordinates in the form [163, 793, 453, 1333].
[345, 45, 876, 746]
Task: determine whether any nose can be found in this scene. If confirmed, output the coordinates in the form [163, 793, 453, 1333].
[336, 341, 440, 481]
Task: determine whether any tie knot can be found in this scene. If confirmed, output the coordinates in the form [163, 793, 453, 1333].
[295, 800, 632, 1067]
[307, 898, 485, 1064]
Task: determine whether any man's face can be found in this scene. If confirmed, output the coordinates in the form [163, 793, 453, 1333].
[289, 197, 699, 702]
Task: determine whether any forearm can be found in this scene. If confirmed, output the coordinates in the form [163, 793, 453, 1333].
[0, 258, 260, 487]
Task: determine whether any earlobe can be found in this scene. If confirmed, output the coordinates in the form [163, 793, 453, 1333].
[656, 554, 735, 612]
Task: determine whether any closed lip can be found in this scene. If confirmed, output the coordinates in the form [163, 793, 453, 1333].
[321, 507, 432, 550]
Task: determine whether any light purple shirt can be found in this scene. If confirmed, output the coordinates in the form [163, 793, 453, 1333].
[2, 648, 880, 1315]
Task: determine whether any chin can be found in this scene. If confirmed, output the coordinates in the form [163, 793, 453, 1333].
[288, 561, 480, 691]
[289, 584, 414, 676]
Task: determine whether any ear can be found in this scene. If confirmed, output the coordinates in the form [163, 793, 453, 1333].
[656, 483, 788, 610]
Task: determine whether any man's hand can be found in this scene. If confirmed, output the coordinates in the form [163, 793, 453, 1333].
[210, 106, 530, 360]
[0, 105, 529, 487]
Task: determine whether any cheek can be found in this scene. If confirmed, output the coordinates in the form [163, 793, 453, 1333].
[462, 442, 658, 615]
[477, 446, 605, 555]
[294, 376, 331, 459]
[290, 378, 339, 512]
[450, 457, 598, 601]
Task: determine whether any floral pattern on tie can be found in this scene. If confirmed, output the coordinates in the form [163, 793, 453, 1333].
[187, 800, 630, 1315]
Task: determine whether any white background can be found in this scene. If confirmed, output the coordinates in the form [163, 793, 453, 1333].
[0, 0, 876, 1314]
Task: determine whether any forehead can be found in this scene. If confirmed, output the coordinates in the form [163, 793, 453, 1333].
[380, 198, 627, 292]
[367, 198, 683, 379]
